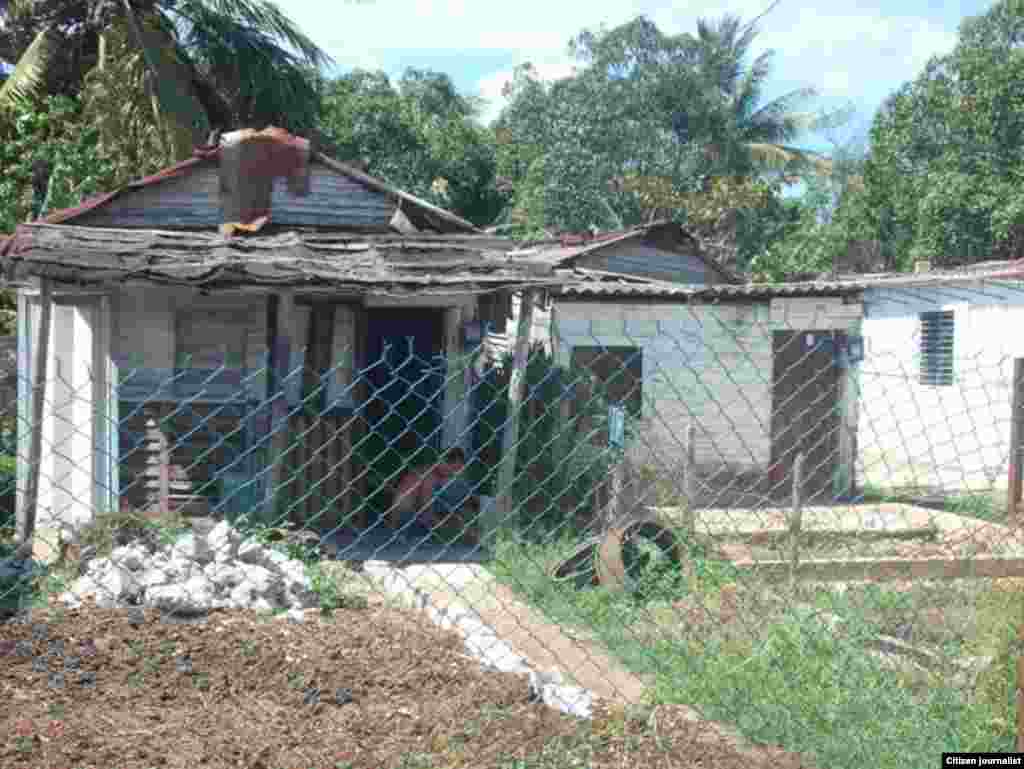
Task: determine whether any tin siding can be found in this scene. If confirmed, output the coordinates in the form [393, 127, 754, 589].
[576, 242, 720, 284]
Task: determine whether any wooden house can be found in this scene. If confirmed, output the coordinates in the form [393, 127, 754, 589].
[1, 127, 558, 538]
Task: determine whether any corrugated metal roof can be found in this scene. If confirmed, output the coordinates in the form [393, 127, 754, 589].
[552, 262, 1024, 300]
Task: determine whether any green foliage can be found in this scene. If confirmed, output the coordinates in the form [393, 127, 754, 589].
[859, 0, 1024, 267]
[494, 12, 829, 263]
[492, 534, 1012, 769]
[0, 94, 122, 232]
[472, 343, 628, 532]
[319, 68, 504, 227]
[1, 0, 331, 156]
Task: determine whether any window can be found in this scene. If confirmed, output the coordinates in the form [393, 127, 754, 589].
[570, 346, 643, 417]
[919, 310, 954, 386]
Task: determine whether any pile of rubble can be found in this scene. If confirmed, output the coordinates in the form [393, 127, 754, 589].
[58, 521, 320, 620]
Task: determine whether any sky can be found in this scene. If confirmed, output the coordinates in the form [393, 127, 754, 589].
[283, 0, 995, 152]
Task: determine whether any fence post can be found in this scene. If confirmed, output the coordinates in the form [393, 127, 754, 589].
[683, 422, 696, 537]
[265, 290, 295, 522]
[1009, 358, 1024, 527]
[789, 453, 804, 588]
[493, 289, 536, 543]
[1017, 620, 1024, 751]
[15, 278, 52, 559]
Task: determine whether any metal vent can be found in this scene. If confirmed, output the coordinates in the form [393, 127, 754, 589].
[919, 310, 954, 386]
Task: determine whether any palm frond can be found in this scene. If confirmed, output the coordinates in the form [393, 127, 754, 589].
[168, 0, 332, 69]
[745, 142, 833, 175]
[120, 1, 209, 158]
[732, 49, 773, 121]
[0, 25, 60, 113]
[744, 89, 818, 142]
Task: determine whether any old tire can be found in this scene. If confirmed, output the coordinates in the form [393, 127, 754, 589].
[550, 537, 602, 589]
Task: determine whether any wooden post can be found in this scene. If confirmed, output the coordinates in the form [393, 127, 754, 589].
[15, 278, 52, 559]
[602, 457, 624, 533]
[1010, 358, 1024, 527]
[683, 423, 696, 537]
[492, 289, 536, 542]
[266, 291, 295, 522]
[789, 452, 804, 588]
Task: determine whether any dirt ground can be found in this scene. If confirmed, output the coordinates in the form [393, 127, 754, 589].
[0, 602, 813, 769]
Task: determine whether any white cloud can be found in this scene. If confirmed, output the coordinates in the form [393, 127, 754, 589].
[475, 59, 580, 124]
[285, 0, 962, 124]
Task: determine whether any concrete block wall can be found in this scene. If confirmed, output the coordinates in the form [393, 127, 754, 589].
[552, 297, 863, 482]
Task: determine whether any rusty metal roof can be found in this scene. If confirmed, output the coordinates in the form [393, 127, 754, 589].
[2, 224, 562, 295]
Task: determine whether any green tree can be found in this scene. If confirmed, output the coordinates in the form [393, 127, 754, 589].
[494, 13, 829, 271]
[860, 0, 1024, 268]
[0, 0, 331, 162]
[319, 68, 504, 226]
[748, 113, 879, 281]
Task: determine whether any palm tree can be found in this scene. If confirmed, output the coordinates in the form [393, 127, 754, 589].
[0, 0, 331, 160]
[664, 12, 829, 181]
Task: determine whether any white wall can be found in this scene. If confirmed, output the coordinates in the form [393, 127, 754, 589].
[483, 291, 552, 363]
[551, 297, 862, 486]
[17, 290, 113, 533]
[858, 282, 1024, 491]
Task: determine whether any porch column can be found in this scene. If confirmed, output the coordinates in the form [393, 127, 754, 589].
[442, 305, 470, 452]
[265, 290, 295, 521]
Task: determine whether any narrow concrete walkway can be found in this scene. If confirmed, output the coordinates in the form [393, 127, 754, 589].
[355, 556, 814, 768]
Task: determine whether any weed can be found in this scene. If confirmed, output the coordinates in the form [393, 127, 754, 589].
[193, 672, 210, 690]
[287, 671, 306, 690]
[240, 639, 258, 657]
[945, 492, 1003, 523]
[490, 531, 1014, 769]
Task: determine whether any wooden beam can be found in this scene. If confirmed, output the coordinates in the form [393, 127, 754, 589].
[265, 290, 295, 522]
[16, 278, 52, 559]
[492, 289, 536, 542]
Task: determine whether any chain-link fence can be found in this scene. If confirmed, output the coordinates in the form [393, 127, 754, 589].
[3, 296, 1024, 768]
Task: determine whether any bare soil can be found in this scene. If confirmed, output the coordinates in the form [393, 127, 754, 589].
[0, 602, 813, 769]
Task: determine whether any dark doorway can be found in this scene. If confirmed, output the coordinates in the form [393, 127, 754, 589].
[770, 330, 844, 503]
[364, 308, 446, 452]
[358, 310, 446, 525]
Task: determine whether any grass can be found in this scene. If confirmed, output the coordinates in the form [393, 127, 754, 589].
[488, 527, 1016, 769]
[859, 483, 1008, 524]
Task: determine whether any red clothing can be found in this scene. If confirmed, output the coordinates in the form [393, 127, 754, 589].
[394, 462, 464, 526]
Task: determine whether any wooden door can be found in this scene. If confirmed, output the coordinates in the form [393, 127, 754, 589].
[770, 331, 844, 502]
